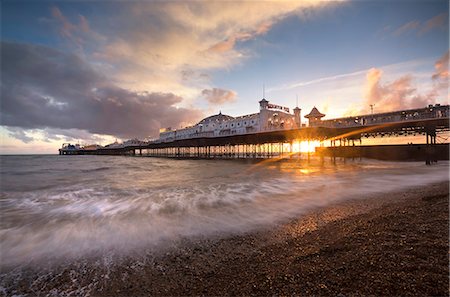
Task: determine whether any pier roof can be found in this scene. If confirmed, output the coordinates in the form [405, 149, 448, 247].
[197, 112, 234, 125]
[305, 107, 325, 118]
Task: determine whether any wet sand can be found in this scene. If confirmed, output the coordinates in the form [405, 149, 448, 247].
[3, 182, 449, 296]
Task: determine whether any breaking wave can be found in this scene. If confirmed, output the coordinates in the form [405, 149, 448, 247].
[0, 155, 448, 268]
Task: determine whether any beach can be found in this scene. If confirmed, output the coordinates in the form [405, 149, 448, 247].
[3, 0, 450, 295]
[3, 181, 448, 296]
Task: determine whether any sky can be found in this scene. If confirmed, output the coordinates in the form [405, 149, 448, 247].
[1, 0, 449, 154]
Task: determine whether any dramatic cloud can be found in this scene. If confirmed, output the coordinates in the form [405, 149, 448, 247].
[0, 42, 202, 141]
[201, 88, 237, 105]
[363, 68, 430, 113]
[362, 51, 450, 113]
[2, 1, 338, 146]
[91, 1, 335, 96]
[342, 52, 448, 115]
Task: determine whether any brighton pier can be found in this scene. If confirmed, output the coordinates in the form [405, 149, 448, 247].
[59, 100, 449, 164]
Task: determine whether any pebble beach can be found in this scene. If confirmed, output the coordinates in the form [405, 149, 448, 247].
[3, 181, 448, 296]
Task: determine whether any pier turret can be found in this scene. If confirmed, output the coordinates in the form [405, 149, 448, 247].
[305, 107, 325, 126]
[294, 106, 301, 128]
[259, 98, 269, 110]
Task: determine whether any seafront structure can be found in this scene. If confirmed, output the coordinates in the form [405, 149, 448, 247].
[159, 99, 301, 142]
[59, 98, 449, 163]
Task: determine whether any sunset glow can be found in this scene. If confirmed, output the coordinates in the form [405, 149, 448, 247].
[2, 2, 449, 296]
[301, 140, 321, 153]
[1, 1, 448, 154]
[292, 140, 322, 153]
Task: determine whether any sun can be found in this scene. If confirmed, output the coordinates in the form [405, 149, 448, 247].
[292, 140, 321, 153]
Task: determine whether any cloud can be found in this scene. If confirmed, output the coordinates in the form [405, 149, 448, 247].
[419, 12, 448, 35]
[51, 6, 105, 52]
[43, 128, 114, 143]
[392, 20, 420, 36]
[5, 127, 34, 143]
[208, 36, 239, 53]
[207, 20, 274, 54]
[362, 67, 433, 113]
[391, 13, 448, 37]
[0, 41, 203, 141]
[3, 127, 114, 145]
[432, 50, 449, 81]
[91, 1, 334, 97]
[268, 68, 368, 92]
[431, 51, 449, 101]
[201, 88, 237, 105]
[51, 7, 77, 41]
[3, 2, 338, 146]
[338, 53, 448, 116]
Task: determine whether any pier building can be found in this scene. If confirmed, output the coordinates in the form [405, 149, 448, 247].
[159, 99, 301, 142]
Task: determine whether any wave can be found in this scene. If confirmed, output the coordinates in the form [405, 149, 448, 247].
[0, 157, 448, 268]
[81, 166, 113, 173]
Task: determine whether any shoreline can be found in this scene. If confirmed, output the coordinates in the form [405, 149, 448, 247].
[2, 181, 449, 296]
[102, 182, 450, 296]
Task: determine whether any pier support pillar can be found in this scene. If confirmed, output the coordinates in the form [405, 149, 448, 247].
[425, 128, 437, 165]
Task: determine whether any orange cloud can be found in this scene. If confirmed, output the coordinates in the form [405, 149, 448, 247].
[208, 36, 237, 53]
[432, 51, 449, 81]
[98, 1, 337, 98]
[255, 21, 273, 35]
[364, 68, 431, 113]
[344, 52, 449, 115]
[431, 51, 449, 101]
[208, 20, 274, 54]
[201, 88, 237, 105]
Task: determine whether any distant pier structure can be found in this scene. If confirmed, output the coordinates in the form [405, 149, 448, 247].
[59, 100, 449, 164]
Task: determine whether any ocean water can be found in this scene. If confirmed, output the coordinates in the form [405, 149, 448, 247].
[0, 155, 448, 293]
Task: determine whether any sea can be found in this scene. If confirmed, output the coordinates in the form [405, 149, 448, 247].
[0, 155, 448, 295]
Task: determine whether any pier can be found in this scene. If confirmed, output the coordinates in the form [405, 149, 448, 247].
[59, 105, 449, 163]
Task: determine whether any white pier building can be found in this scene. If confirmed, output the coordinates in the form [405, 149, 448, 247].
[159, 98, 302, 142]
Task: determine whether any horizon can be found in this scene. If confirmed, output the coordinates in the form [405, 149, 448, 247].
[1, 0, 449, 154]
